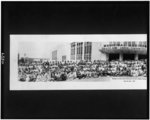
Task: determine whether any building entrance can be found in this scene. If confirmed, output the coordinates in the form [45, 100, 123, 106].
[139, 54, 147, 60]
[109, 54, 119, 61]
[123, 54, 135, 60]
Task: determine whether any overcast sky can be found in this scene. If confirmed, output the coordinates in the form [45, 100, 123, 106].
[10, 34, 147, 58]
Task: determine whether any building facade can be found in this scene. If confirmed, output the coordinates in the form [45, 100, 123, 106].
[101, 41, 147, 61]
[51, 41, 147, 62]
[70, 42, 107, 62]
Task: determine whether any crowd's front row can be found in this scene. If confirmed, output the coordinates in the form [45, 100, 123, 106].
[18, 60, 147, 82]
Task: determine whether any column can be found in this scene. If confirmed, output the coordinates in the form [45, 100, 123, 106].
[119, 53, 123, 61]
[106, 54, 109, 61]
[75, 42, 77, 61]
[135, 54, 138, 60]
[82, 42, 85, 61]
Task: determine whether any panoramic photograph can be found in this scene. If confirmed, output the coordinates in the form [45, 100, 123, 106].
[10, 35, 147, 90]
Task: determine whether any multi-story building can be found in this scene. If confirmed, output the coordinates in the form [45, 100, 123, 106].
[51, 41, 147, 62]
[101, 41, 147, 61]
[52, 50, 57, 61]
[70, 42, 106, 62]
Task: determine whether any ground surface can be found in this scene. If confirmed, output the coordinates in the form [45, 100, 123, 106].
[66, 76, 146, 82]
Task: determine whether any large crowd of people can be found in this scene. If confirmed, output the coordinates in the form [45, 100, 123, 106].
[18, 59, 147, 82]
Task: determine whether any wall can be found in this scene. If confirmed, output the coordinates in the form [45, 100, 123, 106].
[91, 42, 107, 61]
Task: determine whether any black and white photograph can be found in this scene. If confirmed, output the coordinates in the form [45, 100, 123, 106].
[10, 34, 147, 90]
[2, 1, 148, 119]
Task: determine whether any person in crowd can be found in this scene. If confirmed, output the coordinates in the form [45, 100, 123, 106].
[67, 69, 77, 80]
[26, 74, 30, 82]
[18, 59, 147, 82]
[36, 74, 42, 82]
[60, 71, 67, 81]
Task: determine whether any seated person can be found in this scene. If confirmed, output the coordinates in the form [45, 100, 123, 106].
[60, 71, 67, 81]
[19, 73, 26, 82]
[79, 70, 86, 79]
[54, 72, 61, 81]
[76, 70, 83, 79]
[26, 74, 31, 82]
[67, 70, 77, 80]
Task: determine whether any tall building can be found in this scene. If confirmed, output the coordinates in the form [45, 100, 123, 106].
[51, 41, 147, 62]
[70, 42, 106, 62]
[52, 50, 57, 61]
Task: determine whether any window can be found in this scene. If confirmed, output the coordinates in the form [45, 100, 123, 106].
[76, 42, 83, 60]
[124, 42, 127, 46]
[84, 42, 92, 61]
[132, 41, 136, 47]
[114, 42, 117, 46]
[71, 42, 75, 60]
[109, 42, 112, 46]
[138, 42, 142, 47]
[143, 41, 147, 47]
[117, 42, 120, 46]
[135, 42, 137, 47]
[128, 42, 131, 47]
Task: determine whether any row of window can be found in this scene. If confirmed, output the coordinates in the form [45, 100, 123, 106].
[71, 42, 92, 55]
[71, 42, 92, 61]
[77, 42, 83, 55]
[104, 41, 147, 47]
[84, 42, 92, 61]
[72, 54, 91, 61]
[103, 47, 145, 50]
[76, 42, 83, 60]
[84, 53, 91, 61]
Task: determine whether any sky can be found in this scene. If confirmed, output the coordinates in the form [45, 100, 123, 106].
[10, 34, 147, 58]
